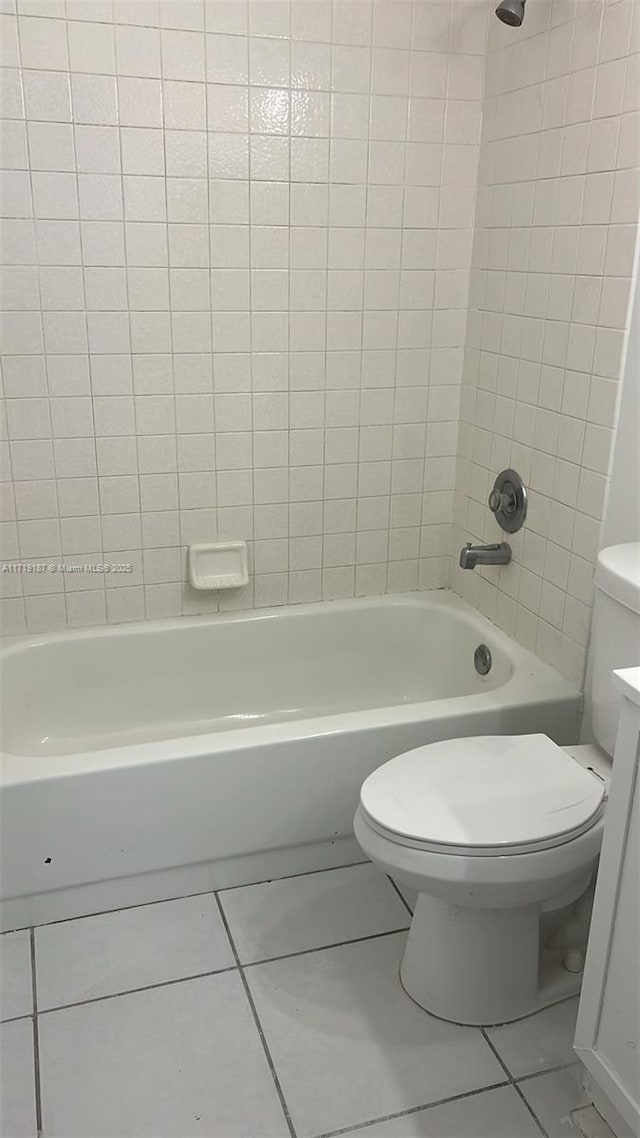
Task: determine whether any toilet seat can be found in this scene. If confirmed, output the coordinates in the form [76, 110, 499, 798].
[360, 734, 605, 858]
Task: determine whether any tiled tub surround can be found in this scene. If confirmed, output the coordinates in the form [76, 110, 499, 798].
[0, 0, 487, 634]
[1, 862, 596, 1138]
[453, 0, 640, 684]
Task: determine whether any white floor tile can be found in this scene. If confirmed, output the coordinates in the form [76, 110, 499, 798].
[0, 930, 32, 1020]
[340, 1085, 542, 1137]
[38, 972, 290, 1138]
[519, 1065, 593, 1138]
[35, 894, 234, 1010]
[0, 1018, 37, 1138]
[220, 863, 410, 964]
[246, 931, 504, 1138]
[486, 996, 580, 1078]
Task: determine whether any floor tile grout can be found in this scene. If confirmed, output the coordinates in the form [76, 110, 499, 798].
[214, 904, 533, 1138]
[240, 924, 411, 970]
[513, 1080, 551, 1138]
[25, 952, 574, 1138]
[385, 874, 414, 916]
[481, 1026, 516, 1082]
[0, 1012, 36, 1025]
[214, 893, 298, 1138]
[215, 859, 369, 896]
[5, 867, 582, 1138]
[313, 1079, 513, 1138]
[26, 928, 576, 1082]
[481, 1027, 550, 1138]
[29, 928, 43, 1138]
[34, 964, 239, 1017]
[483, 992, 579, 1031]
[1, 859, 371, 935]
[30, 926, 411, 1018]
[516, 1059, 581, 1086]
[8, 903, 578, 1046]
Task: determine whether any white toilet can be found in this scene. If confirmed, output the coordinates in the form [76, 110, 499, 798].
[354, 543, 640, 1027]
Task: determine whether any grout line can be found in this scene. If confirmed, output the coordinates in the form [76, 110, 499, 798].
[516, 1059, 581, 1086]
[385, 874, 414, 916]
[36, 964, 238, 1017]
[12, 873, 575, 1138]
[204, 0, 223, 621]
[513, 1080, 551, 1138]
[482, 991, 580, 1030]
[30, 925, 412, 1019]
[241, 925, 410, 970]
[11, 0, 60, 631]
[214, 858, 369, 893]
[214, 893, 297, 1138]
[318, 0, 332, 604]
[15, 877, 575, 1138]
[481, 1027, 551, 1138]
[1, 858, 370, 933]
[29, 929, 43, 1138]
[283, 0, 292, 604]
[392, 0, 423, 597]
[314, 1079, 512, 1138]
[481, 1025, 515, 1081]
[134, 0, 169, 623]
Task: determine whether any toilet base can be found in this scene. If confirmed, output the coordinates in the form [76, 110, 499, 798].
[400, 892, 583, 1026]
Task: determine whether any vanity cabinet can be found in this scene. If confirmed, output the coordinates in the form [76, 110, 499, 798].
[574, 667, 640, 1138]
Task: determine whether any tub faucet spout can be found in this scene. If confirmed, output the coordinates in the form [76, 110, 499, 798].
[459, 542, 511, 570]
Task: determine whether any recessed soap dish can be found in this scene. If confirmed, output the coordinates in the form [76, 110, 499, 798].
[188, 542, 248, 590]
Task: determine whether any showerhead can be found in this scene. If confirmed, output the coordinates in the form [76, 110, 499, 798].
[495, 0, 526, 26]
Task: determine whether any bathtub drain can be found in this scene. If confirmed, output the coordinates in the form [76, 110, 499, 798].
[474, 644, 492, 676]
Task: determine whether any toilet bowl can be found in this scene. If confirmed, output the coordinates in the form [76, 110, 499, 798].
[354, 733, 606, 1027]
[354, 544, 640, 1026]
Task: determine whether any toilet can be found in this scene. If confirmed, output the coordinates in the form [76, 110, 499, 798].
[354, 542, 640, 1027]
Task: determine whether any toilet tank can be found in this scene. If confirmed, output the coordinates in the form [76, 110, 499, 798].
[591, 543, 640, 756]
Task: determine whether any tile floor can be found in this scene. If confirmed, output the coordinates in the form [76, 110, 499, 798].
[1, 862, 596, 1138]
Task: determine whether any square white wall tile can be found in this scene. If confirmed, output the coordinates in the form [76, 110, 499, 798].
[2, 0, 637, 642]
[452, 0, 639, 681]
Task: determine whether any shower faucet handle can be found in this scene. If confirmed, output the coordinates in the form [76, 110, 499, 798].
[487, 469, 528, 534]
[488, 487, 512, 514]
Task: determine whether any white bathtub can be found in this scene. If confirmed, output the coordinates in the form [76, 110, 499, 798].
[0, 591, 581, 931]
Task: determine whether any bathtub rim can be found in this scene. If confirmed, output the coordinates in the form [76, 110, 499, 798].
[0, 589, 581, 783]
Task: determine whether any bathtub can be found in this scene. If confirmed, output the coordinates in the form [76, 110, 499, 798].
[0, 591, 581, 931]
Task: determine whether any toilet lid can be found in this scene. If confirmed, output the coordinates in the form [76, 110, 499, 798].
[360, 735, 605, 852]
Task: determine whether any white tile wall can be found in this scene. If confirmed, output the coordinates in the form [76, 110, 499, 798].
[1, 0, 637, 665]
[452, 0, 639, 683]
[0, 0, 487, 633]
